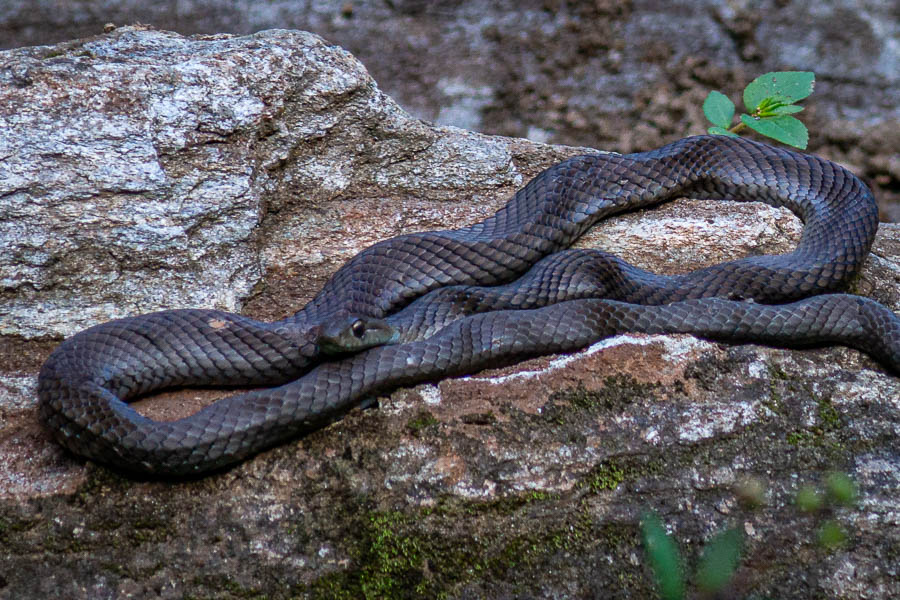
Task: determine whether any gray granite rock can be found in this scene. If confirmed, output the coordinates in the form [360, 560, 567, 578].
[2, 1, 897, 219]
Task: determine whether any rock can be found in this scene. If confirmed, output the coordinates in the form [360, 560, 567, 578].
[1, 28, 898, 600]
[1, 1, 898, 220]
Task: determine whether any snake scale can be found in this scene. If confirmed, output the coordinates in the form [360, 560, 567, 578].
[37, 135, 900, 476]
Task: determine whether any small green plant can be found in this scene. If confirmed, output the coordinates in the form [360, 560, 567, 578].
[824, 471, 858, 507]
[640, 512, 743, 600]
[703, 71, 815, 149]
[795, 484, 824, 513]
[640, 471, 860, 599]
[641, 512, 686, 600]
[794, 471, 859, 551]
[818, 519, 848, 550]
[695, 527, 744, 595]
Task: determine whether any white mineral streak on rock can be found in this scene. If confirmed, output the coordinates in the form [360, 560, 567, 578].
[677, 401, 759, 443]
[418, 385, 443, 406]
[474, 334, 712, 385]
[473, 334, 659, 385]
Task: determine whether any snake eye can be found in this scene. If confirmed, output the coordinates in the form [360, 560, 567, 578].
[351, 319, 366, 338]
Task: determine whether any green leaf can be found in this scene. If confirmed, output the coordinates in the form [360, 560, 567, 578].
[825, 472, 858, 507]
[766, 104, 804, 116]
[740, 114, 809, 149]
[818, 520, 848, 550]
[734, 477, 767, 509]
[641, 512, 685, 600]
[703, 91, 735, 129]
[707, 126, 739, 137]
[743, 71, 815, 111]
[696, 527, 744, 594]
[795, 484, 824, 512]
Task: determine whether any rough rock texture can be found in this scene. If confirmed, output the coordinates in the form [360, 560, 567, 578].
[1, 0, 898, 221]
[1, 28, 899, 600]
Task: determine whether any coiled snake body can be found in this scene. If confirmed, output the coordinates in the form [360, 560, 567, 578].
[37, 135, 899, 476]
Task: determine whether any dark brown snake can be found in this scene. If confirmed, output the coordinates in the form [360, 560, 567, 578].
[37, 135, 899, 476]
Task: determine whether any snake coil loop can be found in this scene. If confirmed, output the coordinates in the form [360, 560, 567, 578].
[38, 135, 897, 476]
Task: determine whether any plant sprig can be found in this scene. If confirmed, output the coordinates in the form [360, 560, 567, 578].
[640, 471, 860, 599]
[703, 71, 815, 149]
[641, 511, 743, 600]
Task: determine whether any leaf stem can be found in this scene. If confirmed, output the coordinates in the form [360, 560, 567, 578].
[728, 122, 747, 134]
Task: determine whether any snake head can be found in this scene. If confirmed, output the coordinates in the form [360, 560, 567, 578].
[316, 316, 399, 355]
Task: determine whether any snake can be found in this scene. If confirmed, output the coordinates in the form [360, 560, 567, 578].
[37, 135, 900, 476]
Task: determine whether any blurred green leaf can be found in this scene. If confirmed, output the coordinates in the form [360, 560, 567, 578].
[696, 527, 744, 594]
[707, 126, 739, 137]
[641, 512, 685, 600]
[740, 114, 809, 149]
[825, 472, 859, 507]
[743, 71, 815, 111]
[734, 477, 767, 509]
[818, 520, 848, 550]
[703, 91, 735, 129]
[796, 484, 824, 512]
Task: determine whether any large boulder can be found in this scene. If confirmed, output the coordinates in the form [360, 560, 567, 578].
[1, 28, 898, 599]
[2, 1, 898, 221]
